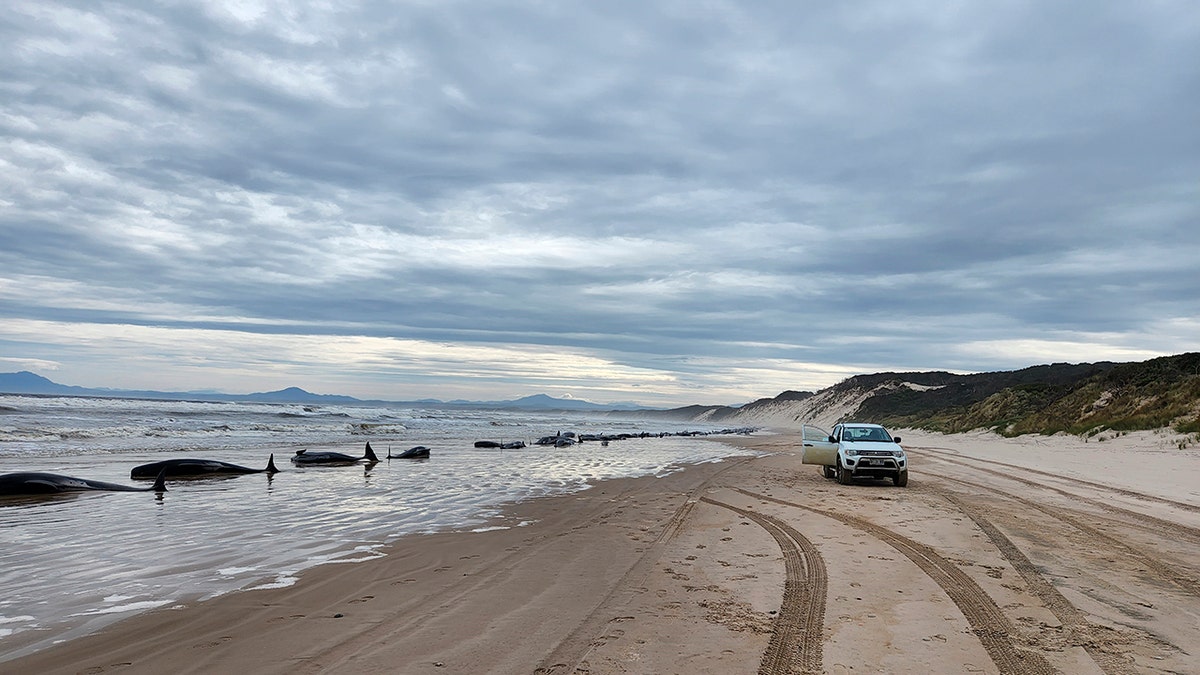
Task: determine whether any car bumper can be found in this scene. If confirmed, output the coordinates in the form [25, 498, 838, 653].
[843, 456, 906, 477]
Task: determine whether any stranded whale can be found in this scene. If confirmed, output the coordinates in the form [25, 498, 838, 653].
[0, 470, 167, 497]
[387, 445, 431, 459]
[130, 455, 280, 479]
[291, 442, 380, 465]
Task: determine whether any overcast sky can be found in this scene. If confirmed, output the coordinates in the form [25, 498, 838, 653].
[2, 1, 1197, 406]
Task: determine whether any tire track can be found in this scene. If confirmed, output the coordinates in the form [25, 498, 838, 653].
[936, 489, 1135, 675]
[916, 451, 1200, 543]
[702, 497, 827, 675]
[907, 446, 1200, 514]
[534, 456, 754, 675]
[933, 473, 1200, 598]
[733, 488, 1058, 675]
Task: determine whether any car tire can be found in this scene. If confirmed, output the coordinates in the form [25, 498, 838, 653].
[837, 461, 853, 485]
[893, 470, 908, 487]
[823, 465, 836, 479]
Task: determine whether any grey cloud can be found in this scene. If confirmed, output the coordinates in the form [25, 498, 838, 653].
[1, 1, 1197, 403]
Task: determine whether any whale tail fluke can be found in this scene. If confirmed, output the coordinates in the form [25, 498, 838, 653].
[152, 469, 168, 493]
[265, 454, 280, 474]
[364, 442, 380, 463]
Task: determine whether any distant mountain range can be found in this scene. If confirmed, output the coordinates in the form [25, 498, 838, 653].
[8, 352, 1199, 435]
[0, 372, 651, 412]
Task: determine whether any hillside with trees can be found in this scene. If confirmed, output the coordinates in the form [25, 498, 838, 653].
[650, 353, 1200, 437]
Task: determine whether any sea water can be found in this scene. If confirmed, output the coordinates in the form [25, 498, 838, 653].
[0, 394, 756, 660]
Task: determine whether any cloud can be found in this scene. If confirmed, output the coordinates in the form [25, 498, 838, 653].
[1, 1, 1198, 405]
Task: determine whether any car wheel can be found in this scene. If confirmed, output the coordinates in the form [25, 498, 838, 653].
[837, 462, 853, 485]
[823, 465, 835, 479]
[893, 470, 908, 487]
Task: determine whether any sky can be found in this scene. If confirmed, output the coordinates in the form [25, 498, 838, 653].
[1, 1, 1198, 407]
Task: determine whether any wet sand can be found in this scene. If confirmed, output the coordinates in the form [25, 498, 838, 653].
[8, 429, 1199, 674]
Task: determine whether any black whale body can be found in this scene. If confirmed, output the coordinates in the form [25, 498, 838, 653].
[292, 442, 380, 465]
[388, 445, 430, 459]
[1, 470, 167, 497]
[131, 454, 279, 479]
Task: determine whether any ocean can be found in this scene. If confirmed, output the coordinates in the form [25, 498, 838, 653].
[0, 393, 757, 661]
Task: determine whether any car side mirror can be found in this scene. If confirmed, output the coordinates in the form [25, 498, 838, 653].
[893, 437, 901, 443]
[828, 435, 837, 443]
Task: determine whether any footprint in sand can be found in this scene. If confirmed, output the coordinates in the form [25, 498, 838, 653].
[434, 565, 452, 572]
[193, 636, 232, 649]
[267, 614, 306, 623]
[349, 595, 375, 604]
[391, 578, 418, 585]
[81, 664, 133, 674]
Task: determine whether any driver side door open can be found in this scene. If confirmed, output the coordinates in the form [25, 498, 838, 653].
[801, 424, 838, 466]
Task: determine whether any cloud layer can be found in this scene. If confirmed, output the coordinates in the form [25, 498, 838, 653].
[2, 1, 1197, 405]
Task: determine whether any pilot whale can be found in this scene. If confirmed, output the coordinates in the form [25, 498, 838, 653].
[291, 442, 380, 465]
[0, 470, 167, 496]
[130, 454, 280, 479]
[387, 445, 430, 459]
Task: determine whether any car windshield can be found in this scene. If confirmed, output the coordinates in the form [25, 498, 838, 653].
[844, 427, 891, 442]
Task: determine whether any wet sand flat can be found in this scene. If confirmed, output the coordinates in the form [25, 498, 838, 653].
[8, 429, 1199, 674]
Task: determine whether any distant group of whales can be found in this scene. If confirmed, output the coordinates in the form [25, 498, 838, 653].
[475, 427, 758, 449]
[0, 442, 424, 498]
[1, 427, 756, 498]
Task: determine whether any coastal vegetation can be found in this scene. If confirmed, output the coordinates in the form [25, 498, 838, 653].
[664, 352, 1200, 438]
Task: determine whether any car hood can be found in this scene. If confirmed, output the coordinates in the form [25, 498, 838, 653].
[843, 440, 903, 452]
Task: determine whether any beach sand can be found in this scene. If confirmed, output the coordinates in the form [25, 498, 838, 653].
[8, 429, 1199, 674]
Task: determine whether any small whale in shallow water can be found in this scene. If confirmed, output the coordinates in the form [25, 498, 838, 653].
[291, 442, 380, 465]
[131, 455, 280, 479]
[387, 445, 430, 459]
[0, 470, 167, 497]
[474, 440, 526, 449]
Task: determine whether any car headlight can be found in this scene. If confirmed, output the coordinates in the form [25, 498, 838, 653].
[844, 448, 859, 456]
[893, 450, 904, 458]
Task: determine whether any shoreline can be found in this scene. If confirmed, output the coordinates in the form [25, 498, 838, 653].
[6, 428, 1199, 674]
[3, 448, 757, 674]
[0, 422, 755, 663]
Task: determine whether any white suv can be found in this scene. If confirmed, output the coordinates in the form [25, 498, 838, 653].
[802, 422, 908, 487]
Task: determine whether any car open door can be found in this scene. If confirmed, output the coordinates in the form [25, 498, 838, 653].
[801, 423, 838, 466]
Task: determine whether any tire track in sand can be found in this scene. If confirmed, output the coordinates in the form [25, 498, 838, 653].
[702, 497, 827, 675]
[734, 488, 1057, 675]
[933, 473, 1200, 598]
[912, 449, 1200, 531]
[533, 457, 754, 675]
[936, 489, 1136, 675]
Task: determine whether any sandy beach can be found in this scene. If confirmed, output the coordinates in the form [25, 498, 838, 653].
[7, 428, 1199, 674]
